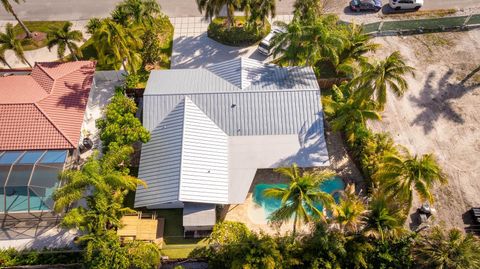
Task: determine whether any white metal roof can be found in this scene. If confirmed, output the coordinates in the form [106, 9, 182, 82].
[135, 97, 229, 207]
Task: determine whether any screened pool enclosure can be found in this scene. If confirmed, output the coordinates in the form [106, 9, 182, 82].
[0, 150, 67, 213]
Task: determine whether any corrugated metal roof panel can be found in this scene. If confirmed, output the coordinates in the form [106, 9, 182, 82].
[179, 98, 229, 204]
[143, 90, 323, 137]
[135, 100, 185, 207]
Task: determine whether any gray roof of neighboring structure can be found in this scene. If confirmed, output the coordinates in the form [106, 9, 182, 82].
[183, 202, 216, 228]
[135, 58, 330, 209]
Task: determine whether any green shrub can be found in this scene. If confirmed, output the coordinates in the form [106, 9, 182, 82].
[0, 248, 82, 266]
[208, 17, 270, 46]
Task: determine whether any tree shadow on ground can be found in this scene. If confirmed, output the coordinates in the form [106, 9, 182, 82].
[409, 68, 480, 134]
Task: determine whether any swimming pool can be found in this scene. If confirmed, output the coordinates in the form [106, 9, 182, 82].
[252, 177, 345, 217]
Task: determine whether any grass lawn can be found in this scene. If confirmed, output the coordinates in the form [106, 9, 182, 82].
[155, 209, 208, 259]
[13, 21, 67, 51]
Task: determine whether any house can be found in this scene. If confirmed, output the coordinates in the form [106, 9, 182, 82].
[0, 61, 96, 214]
[135, 58, 330, 235]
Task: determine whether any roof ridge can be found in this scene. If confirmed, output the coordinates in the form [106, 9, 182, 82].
[144, 88, 320, 96]
[178, 97, 187, 202]
[33, 103, 76, 148]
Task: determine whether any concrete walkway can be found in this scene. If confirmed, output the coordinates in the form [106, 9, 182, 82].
[0, 20, 89, 69]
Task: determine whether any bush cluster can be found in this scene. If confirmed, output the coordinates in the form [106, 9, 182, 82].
[208, 17, 271, 46]
[0, 248, 83, 267]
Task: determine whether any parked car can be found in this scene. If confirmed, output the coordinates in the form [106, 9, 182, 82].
[257, 28, 286, 56]
[389, 0, 423, 10]
[349, 0, 382, 12]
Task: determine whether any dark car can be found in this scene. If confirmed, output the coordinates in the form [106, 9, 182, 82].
[350, 0, 382, 12]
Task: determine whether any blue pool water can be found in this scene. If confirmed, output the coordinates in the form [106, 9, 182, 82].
[253, 177, 345, 216]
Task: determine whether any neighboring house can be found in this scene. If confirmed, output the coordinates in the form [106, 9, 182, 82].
[135, 58, 330, 235]
[0, 61, 96, 214]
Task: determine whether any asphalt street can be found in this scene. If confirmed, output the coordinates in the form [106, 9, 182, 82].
[0, 0, 478, 21]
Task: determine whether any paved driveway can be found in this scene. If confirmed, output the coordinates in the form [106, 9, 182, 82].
[170, 16, 294, 69]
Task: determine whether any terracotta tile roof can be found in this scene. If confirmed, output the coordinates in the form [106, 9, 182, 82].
[0, 61, 96, 151]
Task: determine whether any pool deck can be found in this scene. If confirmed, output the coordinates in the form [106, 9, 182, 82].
[220, 130, 363, 235]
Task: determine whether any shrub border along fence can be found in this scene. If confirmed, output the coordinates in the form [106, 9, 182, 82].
[359, 14, 480, 36]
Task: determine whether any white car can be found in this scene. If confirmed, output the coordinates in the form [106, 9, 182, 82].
[257, 28, 286, 56]
[389, 0, 423, 10]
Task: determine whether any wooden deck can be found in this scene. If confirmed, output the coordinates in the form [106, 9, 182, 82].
[117, 214, 165, 245]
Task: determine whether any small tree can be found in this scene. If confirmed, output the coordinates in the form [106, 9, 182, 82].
[0, 23, 32, 67]
[96, 93, 150, 153]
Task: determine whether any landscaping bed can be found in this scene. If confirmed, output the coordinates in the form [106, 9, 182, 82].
[207, 17, 270, 47]
[13, 21, 68, 51]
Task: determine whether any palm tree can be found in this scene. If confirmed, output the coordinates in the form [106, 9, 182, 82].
[414, 226, 480, 269]
[331, 184, 367, 234]
[0, 23, 31, 67]
[375, 149, 447, 209]
[54, 149, 146, 233]
[46, 22, 83, 60]
[363, 189, 406, 241]
[91, 18, 142, 74]
[245, 0, 276, 27]
[323, 82, 381, 142]
[337, 23, 380, 76]
[196, 0, 240, 28]
[272, 16, 344, 67]
[356, 51, 415, 110]
[0, 47, 12, 68]
[263, 164, 336, 235]
[1, 0, 32, 38]
[292, 0, 324, 22]
[112, 0, 161, 27]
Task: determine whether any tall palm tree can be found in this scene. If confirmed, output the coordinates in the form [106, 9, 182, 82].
[337, 23, 380, 76]
[0, 47, 12, 68]
[331, 184, 367, 234]
[356, 51, 415, 110]
[263, 164, 336, 235]
[1, 0, 32, 38]
[363, 189, 406, 241]
[91, 18, 142, 74]
[46, 22, 83, 60]
[414, 226, 480, 269]
[112, 0, 161, 27]
[375, 149, 447, 209]
[323, 82, 381, 142]
[54, 150, 146, 232]
[196, 0, 240, 28]
[272, 16, 343, 67]
[0, 23, 31, 67]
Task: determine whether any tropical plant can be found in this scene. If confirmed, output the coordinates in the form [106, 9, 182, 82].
[96, 93, 150, 153]
[46, 22, 83, 60]
[363, 189, 406, 241]
[0, 0, 32, 38]
[292, 0, 325, 22]
[263, 164, 336, 235]
[112, 0, 161, 27]
[0, 47, 12, 68]
[53, 149, 145, 233]
[242, 0, 276, 28]
[323, 82, 381, 142]
[86, 17, 102, 34]
[355, 51, 415, 109]
[413, 226, 480, 269]
[337, 23, 380, 76]
[272, 15, 344, 67]
[331, 184, 367, 234]
[196, 0, 241, 28]
[375, 149, 447, 209]
[91, 18, 142, 73]
[0, 23, 31, 67]
[367, 234, 414, 269]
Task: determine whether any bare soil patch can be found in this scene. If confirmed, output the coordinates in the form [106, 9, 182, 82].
[368, 29, 480, 230]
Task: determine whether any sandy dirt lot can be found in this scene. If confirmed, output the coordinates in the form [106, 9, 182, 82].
[368, 29, 480, 230]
